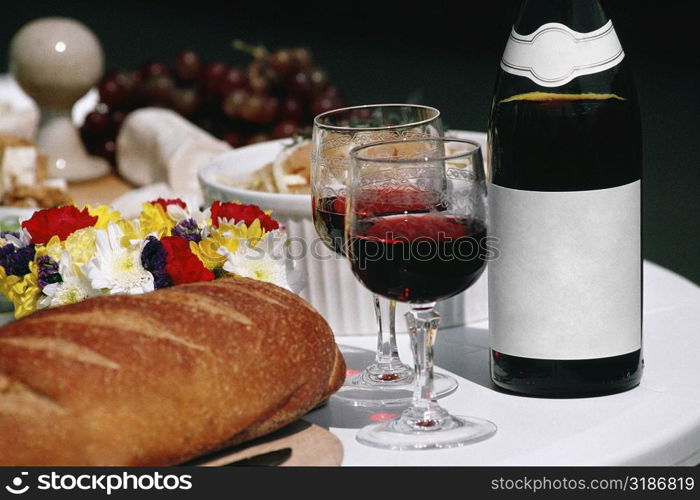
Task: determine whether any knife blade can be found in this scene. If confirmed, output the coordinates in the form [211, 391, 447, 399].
[225, 447, 292, 466]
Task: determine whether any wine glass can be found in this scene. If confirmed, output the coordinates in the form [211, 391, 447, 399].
[347, 137, 496, 449]
[312, 104, 458, 406]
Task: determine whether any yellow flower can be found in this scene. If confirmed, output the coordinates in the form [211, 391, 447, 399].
[37, 216, 106, 265]
[140, 203, 176, 238]
[87, 205, 122, 229]
[43, 235, 64, 261]
[218, 219, 265, 246]
[117, 219, 142, 247]
[0, 261, 41, 319]
[190, 237, 228, 270]
[190, 219, 268, 270]
[64, 227, 97, 265]
[212, 230, 240, 253]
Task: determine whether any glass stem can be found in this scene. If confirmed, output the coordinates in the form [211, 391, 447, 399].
[405, 305, 442, 411]
[373, 295, 402, 368]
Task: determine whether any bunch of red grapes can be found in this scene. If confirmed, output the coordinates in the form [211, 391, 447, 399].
[80, 47, 344, 166]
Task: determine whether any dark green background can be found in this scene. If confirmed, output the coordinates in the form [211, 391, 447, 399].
[1, 0, 698, 285]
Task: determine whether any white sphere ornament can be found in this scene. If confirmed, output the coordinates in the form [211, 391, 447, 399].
[9, 17, 110, 181]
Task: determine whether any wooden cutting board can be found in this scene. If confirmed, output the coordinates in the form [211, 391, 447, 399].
[186, 420, 343, 467]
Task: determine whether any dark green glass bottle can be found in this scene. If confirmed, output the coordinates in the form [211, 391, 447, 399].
[488, 0, 643, 397]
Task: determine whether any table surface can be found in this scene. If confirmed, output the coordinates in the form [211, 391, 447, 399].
[68, 174, 132, 206]
[306, 261, 700, 466]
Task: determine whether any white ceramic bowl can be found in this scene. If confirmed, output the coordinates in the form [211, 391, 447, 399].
[198, 131, 489, 335]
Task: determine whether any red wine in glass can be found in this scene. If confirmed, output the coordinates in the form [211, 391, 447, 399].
[313, 195, 347, 255]
[349, 213, 487, 303]
[313, 187, 444, 257]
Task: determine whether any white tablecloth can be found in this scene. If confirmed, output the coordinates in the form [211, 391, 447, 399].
[307, 261, 700, 465]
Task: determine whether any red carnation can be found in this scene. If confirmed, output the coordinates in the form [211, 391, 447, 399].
[160, 236, 215, 285]
[21, 206, 98, 244]
[210, 201, 279, 231]
[151, 198, 187, 211]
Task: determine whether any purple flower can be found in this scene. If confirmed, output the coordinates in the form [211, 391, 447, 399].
[0, 231, 20, 240]
[37, 255, 62, 289]
[141, 236, 172, 289]
[171, 218, 202, 243]
[0, 243, 35, 277]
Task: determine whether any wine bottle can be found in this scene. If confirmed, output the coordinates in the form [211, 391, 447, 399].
[487, 0, 643, 396]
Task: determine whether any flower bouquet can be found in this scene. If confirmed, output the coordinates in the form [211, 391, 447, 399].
[0, 199, 290, 319]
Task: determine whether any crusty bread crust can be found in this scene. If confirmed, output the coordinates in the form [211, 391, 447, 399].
[0, 277, 345, 465]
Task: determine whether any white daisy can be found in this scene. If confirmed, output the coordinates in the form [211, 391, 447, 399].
[167, 201, 210, 225]
[167, 201, 211, 238]
[221, 232, 290, 290]
[38, 252, 95, 309]
[1, 227, 32, 248]
[84, 222, 154, 295]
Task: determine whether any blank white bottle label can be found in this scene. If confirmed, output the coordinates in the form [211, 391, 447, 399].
[488, 181, 641, 360]
[501, 21, 625, 87]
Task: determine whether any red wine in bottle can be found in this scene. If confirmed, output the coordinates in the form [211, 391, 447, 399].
[487, 0, 643, 397]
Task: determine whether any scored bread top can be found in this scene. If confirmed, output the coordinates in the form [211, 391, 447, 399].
[0, 277, 345, 466]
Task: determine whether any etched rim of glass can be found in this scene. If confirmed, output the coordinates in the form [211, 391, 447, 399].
[350, 137, 482, 165]
[313, 104, 441, 132]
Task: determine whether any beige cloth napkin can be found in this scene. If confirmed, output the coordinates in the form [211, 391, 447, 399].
[116, 108, 230, 203]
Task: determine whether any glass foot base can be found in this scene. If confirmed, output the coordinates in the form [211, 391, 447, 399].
[356, 414, 496, 450]
[357, 362, 414, 385]
[332, 372, 458, 407]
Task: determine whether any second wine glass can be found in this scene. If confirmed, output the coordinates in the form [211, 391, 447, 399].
[311, 104, 458, 406]
[347, 137, 497, 449]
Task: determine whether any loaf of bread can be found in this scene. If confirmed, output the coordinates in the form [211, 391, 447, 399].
[0, 277, 345, 465]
